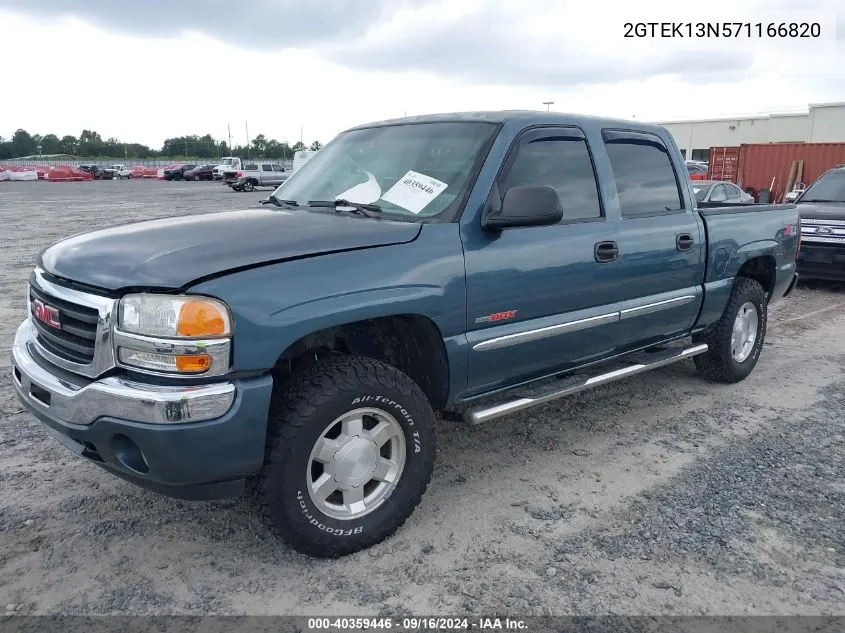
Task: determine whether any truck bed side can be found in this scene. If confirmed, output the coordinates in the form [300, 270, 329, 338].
[692, 202, 799, 331]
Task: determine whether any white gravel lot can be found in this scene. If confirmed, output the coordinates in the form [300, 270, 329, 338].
[1, 180, 843, 616]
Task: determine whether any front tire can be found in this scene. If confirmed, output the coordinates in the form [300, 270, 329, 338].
[693, 277, 767, 383]
[258, 355, 436, 558]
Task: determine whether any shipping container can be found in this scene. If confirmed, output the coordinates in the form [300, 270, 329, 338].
[706, 143, 845, 202]
[707, 146, 740, 182]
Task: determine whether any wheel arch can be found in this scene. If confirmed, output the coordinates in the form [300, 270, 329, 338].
[736, 255, 776, 301]
[272, 314, 450, 412]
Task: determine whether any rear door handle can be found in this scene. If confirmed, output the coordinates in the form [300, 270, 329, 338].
[676, 234, 694, 251]
[594, 241, 619, 263]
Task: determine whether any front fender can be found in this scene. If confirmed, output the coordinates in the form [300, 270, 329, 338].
[188, 223, 468, 375]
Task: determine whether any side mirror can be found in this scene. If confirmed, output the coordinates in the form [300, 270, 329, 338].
[482, 185, 563, 231]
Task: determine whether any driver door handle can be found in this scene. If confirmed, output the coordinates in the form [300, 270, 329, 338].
[676, 234, 694, 251]
[594, 241, 619, 263]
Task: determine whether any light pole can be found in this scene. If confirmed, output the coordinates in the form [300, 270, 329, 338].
[543, 101, 554, 111]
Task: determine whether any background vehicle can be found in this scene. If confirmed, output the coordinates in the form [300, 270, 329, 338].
[11, 111, 799, 560]
[213, 157, 242, 180]
[163, 164, 197, 181]
[292, 149, 317, 172]
[102, 164, 132, 180]
[795, 165, 845, 281]
[228, 162, 288, 192]
[77, 164, 105, 179]
[692, 180, 754, 204]
[686, 162, 709, 181]
[184, 164, 217, 181]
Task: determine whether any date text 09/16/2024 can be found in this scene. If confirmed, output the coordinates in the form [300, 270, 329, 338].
[306, 617, 528, 630]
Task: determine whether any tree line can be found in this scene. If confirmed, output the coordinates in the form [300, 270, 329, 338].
[0, 129, 324, 160]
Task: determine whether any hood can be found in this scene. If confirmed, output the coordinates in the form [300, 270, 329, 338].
[39, 207, 422, 291]
[796, 200, 845, 220]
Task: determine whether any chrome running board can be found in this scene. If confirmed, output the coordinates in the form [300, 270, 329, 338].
[463, 343, 709, 425]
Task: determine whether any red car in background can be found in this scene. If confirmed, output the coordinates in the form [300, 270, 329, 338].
[687, 162, 709, 181]
[183, 164, 217, 181]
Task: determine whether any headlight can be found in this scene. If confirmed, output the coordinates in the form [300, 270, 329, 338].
[116, 294, 232, 376]
[119, 294, 231, 338]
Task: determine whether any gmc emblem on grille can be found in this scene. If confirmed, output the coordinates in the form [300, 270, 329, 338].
[32, 299, 61, 328]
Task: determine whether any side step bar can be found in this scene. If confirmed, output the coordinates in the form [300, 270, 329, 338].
[463, 343, 709, 425]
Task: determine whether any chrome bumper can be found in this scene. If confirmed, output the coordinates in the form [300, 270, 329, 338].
[11, 320, 236, 425]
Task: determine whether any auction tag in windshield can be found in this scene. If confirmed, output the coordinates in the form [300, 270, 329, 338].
[382, 170, 448, 214]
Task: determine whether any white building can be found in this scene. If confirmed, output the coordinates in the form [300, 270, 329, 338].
[657, 102, 845, 162]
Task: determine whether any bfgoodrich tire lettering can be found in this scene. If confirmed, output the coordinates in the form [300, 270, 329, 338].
[693, 277, 767, 383]
[258, 355, 436, 558]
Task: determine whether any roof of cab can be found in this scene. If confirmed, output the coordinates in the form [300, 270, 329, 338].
[346, 110, 668, 136]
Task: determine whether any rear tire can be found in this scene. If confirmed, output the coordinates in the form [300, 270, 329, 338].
[243, 180, 255, 192]
[693, 277, 767, 383]
[257, 355, 436, 558]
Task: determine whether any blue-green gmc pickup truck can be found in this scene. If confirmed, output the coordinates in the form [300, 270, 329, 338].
[12, 111, 799, 557]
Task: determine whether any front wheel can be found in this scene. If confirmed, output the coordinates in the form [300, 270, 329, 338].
[257, 355, 436, 558]
[693, 277, 767, 383]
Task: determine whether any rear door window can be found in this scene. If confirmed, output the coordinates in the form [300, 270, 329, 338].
[710, 185, 728, 202]
[603, 131, 684, 216]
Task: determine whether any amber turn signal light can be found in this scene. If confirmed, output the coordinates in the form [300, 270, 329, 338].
[177, 300, 228, 337]
[175, 355, 212, 372]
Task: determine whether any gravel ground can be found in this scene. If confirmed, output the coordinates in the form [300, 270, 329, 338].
[0, 180, 843, 616]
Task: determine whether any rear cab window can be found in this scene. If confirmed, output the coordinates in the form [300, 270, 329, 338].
[602, 130, 684, 217]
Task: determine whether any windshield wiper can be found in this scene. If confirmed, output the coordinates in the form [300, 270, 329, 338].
[308, 199, 382, 218]
[260, 195, 299, 208]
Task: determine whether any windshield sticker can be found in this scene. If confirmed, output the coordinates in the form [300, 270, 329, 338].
[336, 171, 382, 204]
[382, 170, 448, 214]
[693, 188, 701, 193]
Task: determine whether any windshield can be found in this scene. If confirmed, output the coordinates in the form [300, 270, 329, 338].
[692, 185, 709, 202]
[800, 171, 845, 202]
[222, 158, 234, 165]
[271, 121, 498, 219]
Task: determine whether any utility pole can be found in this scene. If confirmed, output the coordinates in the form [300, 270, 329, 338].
[245, 120, 250, 159]
[300, 126, 304, 145]
[227, 124, 232, 154]
[543, 101, 554, 111]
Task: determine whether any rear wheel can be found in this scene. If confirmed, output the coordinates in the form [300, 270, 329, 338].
[257, 355, 436, 558]
[693, 277, 767, 383]
[243, 179, 255, 192]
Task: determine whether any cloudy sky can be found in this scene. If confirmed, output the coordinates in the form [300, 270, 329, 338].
[0, 0, 841, 148]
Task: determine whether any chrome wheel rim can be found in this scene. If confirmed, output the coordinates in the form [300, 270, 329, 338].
[731, 301, 759, 362]
[306, 407, 406, 520]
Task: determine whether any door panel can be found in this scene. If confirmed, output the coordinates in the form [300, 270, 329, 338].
[463, 223, 620, 395]
[462, 126, 623, 396]
[601, 130, 705, 351]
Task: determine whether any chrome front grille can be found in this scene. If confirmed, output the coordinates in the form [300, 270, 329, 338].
[28, 268, 117, 378]
[800, 218, 845, 245]
[29, 283, 98, 363]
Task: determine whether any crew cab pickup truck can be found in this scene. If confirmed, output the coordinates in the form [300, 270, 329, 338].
[11, 111, 799, 559]
[795, 164, 845, 281]
[102, 164, 132, 180]
[226, 162, 288, 192]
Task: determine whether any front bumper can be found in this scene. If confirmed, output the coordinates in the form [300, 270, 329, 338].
[11, 320, 273, 500]
[797, 243, 845, 282]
